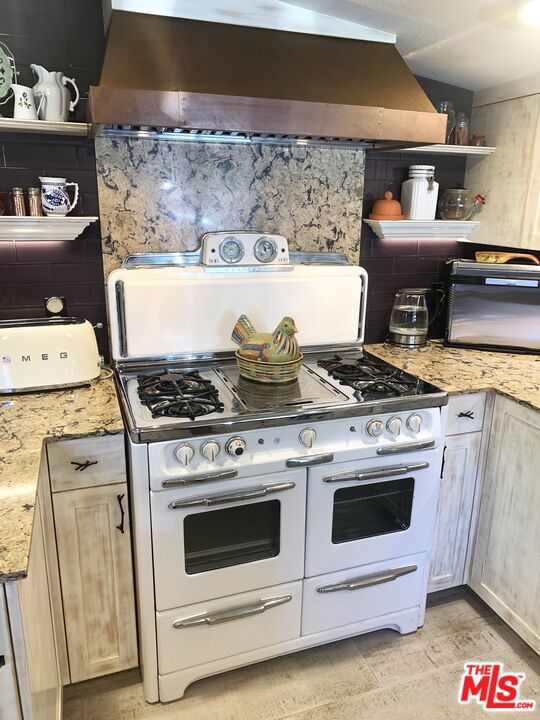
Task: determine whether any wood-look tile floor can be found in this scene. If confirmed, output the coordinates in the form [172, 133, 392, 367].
[64, 588, 540, 720]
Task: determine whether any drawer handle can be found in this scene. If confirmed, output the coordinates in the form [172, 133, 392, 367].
[70, 460, 98, 472]
[377, 441, 435, 456]
[286, 453, 334, 468]
[316, 564, 417, 594]
[173, 594, 292, 628]
[116, 493, 126, 534]
[168, 481, 296, 509]
[457, 411, 475, 419]
[162, 470, 238, 488]
[324, 462, 429, 483]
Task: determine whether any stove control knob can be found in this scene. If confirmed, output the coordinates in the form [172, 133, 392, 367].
[201, 441, 220, 462]
[366, 419, 384, 438]
[175, 443, 195, 466]
[386, 416, 402, 436]
[226, 436, 247, 457]
[406, 414, 422, 434]
[299, 428, 317, 448]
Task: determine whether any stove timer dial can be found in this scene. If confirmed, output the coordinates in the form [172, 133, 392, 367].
[366, 420, 384, 438]
[226, 436, 247, 457]
[201, 441, 220, 462]
[386, 417, 402, 436]
[175, 443, 195, 466]
[406, 414, 422, 434]
[299, 428, 317, 448]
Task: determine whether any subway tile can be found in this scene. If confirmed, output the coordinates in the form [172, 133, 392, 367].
[5, 35, 70, 70]
[53, 261, 103, 283]
[367, 274, 417, 293]
[0, 263, 53, 283]
[69, 42, 103, 71]
[0, 305, 45, 321]
[0, 241, 16, 263]
[393, 255, 441, 274]
[417, 238, 462, 256]
[360, 257, 393, 275]
[372, 238, 419, 257]
[3, 141, 78, 170]
[15, 239, 87, 263]
[0, 283, 92, 307]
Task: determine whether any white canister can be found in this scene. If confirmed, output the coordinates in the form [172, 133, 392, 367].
[400, 165, 439, 220]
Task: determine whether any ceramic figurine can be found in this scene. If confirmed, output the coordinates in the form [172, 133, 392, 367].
[232, 315, 299, 363]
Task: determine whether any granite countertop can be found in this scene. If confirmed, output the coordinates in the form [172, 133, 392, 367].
[0, 378, 123, 584]
[366, 341, 540, 411]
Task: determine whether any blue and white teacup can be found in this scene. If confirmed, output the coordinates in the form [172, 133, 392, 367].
[39, 176, 79, 216]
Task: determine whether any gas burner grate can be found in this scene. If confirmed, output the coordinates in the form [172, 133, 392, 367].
[137, 370, 224, 420]
[318, 355, 421, 400]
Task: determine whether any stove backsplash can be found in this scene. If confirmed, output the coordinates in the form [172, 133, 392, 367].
[95, 138, 365, 276]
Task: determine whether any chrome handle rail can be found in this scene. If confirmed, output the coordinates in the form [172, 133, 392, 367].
[316, 564, 417, 594]
[162, 470, 238, 488]
[168, 481, 296, 509]
[173, 594, 292, 628]
[376, 440, 435, 456]
[323, 462, 429, 483]
[286, 453, 334, 468]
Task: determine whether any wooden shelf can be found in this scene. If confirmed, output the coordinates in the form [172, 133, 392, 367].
[364, 219, 480, 242]
[0, 216, 98, 242]
[0, 118, 88, 136]
[371, 144, 495, 156]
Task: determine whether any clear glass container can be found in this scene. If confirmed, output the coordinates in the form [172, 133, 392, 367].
[437, 100, 456, 144]
[455, 112, 470, 146]
[389, 290, 430, 341]
[439, 188, 478, 220]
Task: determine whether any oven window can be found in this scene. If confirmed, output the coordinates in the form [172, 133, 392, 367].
[332, 478, 414, 544]
[184, 500, 281, 574]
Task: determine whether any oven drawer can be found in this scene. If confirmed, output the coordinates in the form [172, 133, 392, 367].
[301, 554, 426, 636]
[151, 469, 306, 610]
[446, 393, 486, 436]
[157, 580, 302, 674]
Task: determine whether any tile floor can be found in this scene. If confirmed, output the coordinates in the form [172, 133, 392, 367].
[64, 588, 540, 720]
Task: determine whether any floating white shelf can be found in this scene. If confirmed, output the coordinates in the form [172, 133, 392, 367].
[364, 219, 480, 242]
[0, 216, 98, 242]
[0, 118, 88, 136]
[372, 144, 495, 156]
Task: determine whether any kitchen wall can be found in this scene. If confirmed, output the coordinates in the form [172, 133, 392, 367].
[95, 139, 365, 275]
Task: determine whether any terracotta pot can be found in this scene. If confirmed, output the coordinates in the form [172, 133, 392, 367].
[369, 191, 404, 220]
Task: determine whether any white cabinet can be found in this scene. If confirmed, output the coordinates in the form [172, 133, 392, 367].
[429, 392, 486, 593]
[53, 483, 138, 683]
[470, 396, 540, 654]
[465, 94, 540, 250]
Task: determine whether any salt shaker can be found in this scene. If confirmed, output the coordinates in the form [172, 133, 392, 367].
[10, 187, 26, 216]
[28, 187, 43, 216]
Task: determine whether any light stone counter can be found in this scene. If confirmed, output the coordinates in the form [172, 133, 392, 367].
[0, 378, 123, 583]
[367, 341, 540, 412]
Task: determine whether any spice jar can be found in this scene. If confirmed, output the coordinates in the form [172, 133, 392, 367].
[455, 113, 470, 146]
[10, 187, 26, 216]
[28, 187, 43, 216]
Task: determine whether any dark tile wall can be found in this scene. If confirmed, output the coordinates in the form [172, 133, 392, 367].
[0, 133, 108, 356]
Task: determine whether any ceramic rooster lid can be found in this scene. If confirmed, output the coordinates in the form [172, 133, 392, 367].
[369, 191, 404, 220]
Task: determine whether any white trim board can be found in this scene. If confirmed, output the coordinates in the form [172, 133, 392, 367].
[474, 72, 540, 108]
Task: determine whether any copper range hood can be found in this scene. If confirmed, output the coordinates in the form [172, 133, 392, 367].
[89, 11, 446, 147]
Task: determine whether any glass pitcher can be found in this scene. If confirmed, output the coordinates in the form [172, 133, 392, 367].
[389, 288, 443, 348]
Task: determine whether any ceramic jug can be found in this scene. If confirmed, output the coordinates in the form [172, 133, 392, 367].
[11, 84, 43, 120]
[39, 177, 79, 216]
[30, 64, 79, 122]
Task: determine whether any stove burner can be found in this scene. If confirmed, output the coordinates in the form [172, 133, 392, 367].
[318, 355, 420, 401]
[137, 370, 224, 420]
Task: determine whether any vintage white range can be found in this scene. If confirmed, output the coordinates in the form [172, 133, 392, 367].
[107, 233, 448, 703]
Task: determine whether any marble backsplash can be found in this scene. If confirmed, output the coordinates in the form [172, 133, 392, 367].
[95, 138, 365, 276]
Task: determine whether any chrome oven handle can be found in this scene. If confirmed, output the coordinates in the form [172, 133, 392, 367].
[317, 564, 417, 594]
[323, 462, 429, 483]
[173, 594, 292, 628]
[167, 481, 296, 509]
[377, 440, 435, 456]
[286, 453, 334, 468]
[162, 470, 238, 488]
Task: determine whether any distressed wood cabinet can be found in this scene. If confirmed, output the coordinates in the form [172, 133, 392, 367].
[470, 396, 540, 654]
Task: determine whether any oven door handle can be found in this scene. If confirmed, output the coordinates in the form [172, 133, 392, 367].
[162, 470, 238, 488]
[286, 453, 334, 468]
[316, 564, 417, 594]
[376, 440, 436, 455]
[167, 481, 296, 509]
[323, 462, 429, 483]
[173, 593, 292, 628]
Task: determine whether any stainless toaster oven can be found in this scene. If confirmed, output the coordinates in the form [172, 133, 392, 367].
[445, 260, 540, 353]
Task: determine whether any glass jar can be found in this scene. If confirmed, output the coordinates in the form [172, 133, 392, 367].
[439, 188, 476, 220]
[28, 187, 43, 216]
[437, 100, 456, 144]
[454, 112, 469, 146]
[10, 187, 26, 216]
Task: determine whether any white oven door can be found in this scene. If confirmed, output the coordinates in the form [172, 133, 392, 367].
[305, 449, 440, 578]
[151, 468, 306, 610]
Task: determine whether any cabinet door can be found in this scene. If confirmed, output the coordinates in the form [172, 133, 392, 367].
[522, 102, 540, 249]
[53, 483, 138, 682]
[429, 433, 481, 593]
[465, 94, 540, 249]
[470, 396, 540, 653]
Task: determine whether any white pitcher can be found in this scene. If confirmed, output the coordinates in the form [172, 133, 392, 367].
[39, 177, 79, 216]
[12, 84, 42, 120]
[30, 64, 79, 122]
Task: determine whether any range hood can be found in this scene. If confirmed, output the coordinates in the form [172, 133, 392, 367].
[89, 11, 446, 147]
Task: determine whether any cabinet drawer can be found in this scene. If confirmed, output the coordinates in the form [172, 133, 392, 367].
[446, 393, 486, 436]
[301, 554, 426, 636]
[156, 581, 301, 674]
[47, 434, 125, 492]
